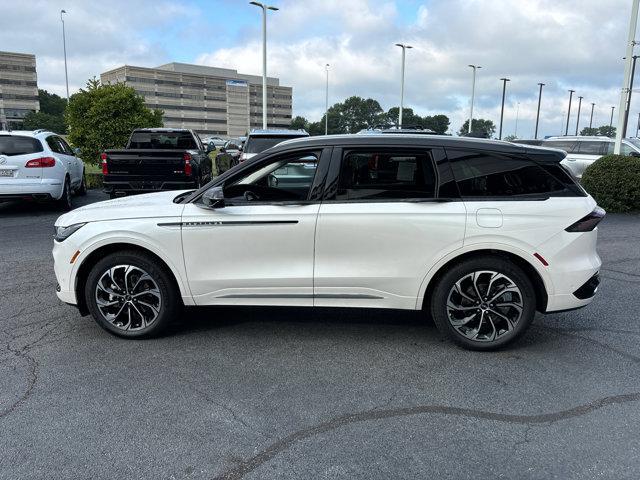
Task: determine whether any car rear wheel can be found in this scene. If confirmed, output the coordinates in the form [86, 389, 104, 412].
[430, 256, 536, 350]
[77, 171, 87, 196]
[56, 177, 72, 211]
[85, 251, 181, 338]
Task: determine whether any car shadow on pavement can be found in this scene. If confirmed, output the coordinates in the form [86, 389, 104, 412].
[166, 305, 435, 337]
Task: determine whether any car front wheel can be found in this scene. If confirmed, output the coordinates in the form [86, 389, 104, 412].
[85, 251, 181, 338]
[430, 256, 536, 350]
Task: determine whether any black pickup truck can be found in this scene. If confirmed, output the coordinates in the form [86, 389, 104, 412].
[101, 128, 213, 198]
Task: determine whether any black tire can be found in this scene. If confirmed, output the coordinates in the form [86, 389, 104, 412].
[56, 177, 73, 211]
[77, 171, 87, 196]
[429, 256, 536, 351]
[84, 250, 181, 338]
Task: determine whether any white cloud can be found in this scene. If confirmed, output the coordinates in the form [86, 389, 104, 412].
[1, 0, 636, 137]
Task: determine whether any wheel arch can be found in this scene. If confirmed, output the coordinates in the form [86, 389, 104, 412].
[74, 242, 185, 316]
[419, 248, 549, 313]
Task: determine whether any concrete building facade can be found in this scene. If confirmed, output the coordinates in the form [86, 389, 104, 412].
[100, 62, 292, 137]
[0, 51, 40, 130]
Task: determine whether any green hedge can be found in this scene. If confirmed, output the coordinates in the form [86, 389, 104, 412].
[581, 154, 640, 213]
[86, 173, 104, 190]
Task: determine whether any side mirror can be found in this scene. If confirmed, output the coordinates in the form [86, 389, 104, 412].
[73, 147, 81, 155]
[206, 144, 214, 153]
[202, 186, 225, 209]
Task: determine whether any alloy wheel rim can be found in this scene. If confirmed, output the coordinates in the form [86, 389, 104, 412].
[446, 270, 523, 342]
[95, 265, 162, 331]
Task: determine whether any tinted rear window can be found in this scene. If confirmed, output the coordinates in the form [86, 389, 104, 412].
[244, 135, 305, 154]
[447, 149, 571, 198]
[576, 141, 605, 154]
[128, 131, 197, 149]
[0, 136, 43, 156]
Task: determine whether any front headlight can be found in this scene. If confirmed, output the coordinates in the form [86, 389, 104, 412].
[54, 223, 86, 242]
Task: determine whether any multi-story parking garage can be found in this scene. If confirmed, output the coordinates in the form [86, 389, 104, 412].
[100, 62, 293, 137]
[0, 51, 40, 130]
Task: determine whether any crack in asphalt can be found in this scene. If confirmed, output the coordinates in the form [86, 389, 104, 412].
[212, 392, 640, 480]
[0, 343, 39, 420]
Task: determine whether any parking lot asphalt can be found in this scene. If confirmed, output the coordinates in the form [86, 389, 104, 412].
[1, 190, 639, 480]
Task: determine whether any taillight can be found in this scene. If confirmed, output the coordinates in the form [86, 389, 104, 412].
[25, 157, 56, 168]
[565, 206, 606, 232]
[101, 153, 108, 175]
[184, 153, 192, 176]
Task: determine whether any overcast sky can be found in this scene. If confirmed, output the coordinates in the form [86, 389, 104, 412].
[1, 0, 637, 137]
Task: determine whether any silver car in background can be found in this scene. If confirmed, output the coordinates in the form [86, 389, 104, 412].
[543, 135, 640, 178]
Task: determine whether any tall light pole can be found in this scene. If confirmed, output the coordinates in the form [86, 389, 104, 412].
[614, 0, 639, 152]
[575, 96, 583, 135]
[468, 65, 481, 135]
[565, 89, 575, 136]
[622, 55, 639, 137]
[589, 103, 595, 129]
[395, 43, 412, 128]
[636, 111, 640, 137]
[534, 83, 544, 139]
[514, 102, 520, 138]
[60, 9, 69, 102]
[610, 106, 616, 135]
[324, 63, 330, 135]
[498, 77, 510, 140]
[250, 2, 279, 130]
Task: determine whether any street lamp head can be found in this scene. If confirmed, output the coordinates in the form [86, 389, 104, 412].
[267, 6, 279, 11]
[249, 1, 262, 6]
[468, 64, 481, 69]
[500, 77, 510, 82]
[538, 82, 545, 86]
[569, 89, 575, 93]
[61, 9, 66, 13]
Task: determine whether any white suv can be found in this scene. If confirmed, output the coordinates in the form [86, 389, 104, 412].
[53, 135, 603, 350]
[0, 129, 86, 210]
[544, 135, 640, 179]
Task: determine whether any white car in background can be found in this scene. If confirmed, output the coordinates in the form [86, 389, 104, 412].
[0, 129, 86, 210]
[543, 135, 640, 179]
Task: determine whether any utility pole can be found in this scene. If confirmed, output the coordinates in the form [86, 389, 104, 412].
[534, 83, 544, 139]
[623, 55, 639, 137]
[395, 43, 412, 128]
[565, 90, 575, 136]
[610, 106, 616, 134]
[249, 2, 279, 130]
[324, 64, 329, 135]
[589, 103, 595, 129]
[498, 78, 510, 140]
[575, 96, 583, 135]
[60, 9, 69, 102]
[636, 111, 640, 137]
[468, 65, 481, 135]
[615, 0, 639, 152]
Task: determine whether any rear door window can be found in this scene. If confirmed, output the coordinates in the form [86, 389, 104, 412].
[447, 149, 569, 198]
[0, 136, 43, 156]
[336, 149, 436, 201]
[544, 140, 577, 153]
[46, 136, 64, 154]
[576, 141, 606, 155]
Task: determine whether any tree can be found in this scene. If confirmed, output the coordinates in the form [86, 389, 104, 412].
[333, 96, 384, 133]
[423, 114, 450, 135]
[503, 134, 518, 142]
[597, 125, 616, 138]
[23, 111, 66, 134]
[290, 116, 309, 131]
[22, 89, 68, 133]
[580, 127, 600, 136]
[458, 118, 496, 138]
[38, 89, 67, 116]
[66, 78, 163, 164]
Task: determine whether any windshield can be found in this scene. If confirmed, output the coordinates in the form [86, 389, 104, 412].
[0, 136, 43, 156]
[244, 135, 305, 154]
[128, 131, 197, 150]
